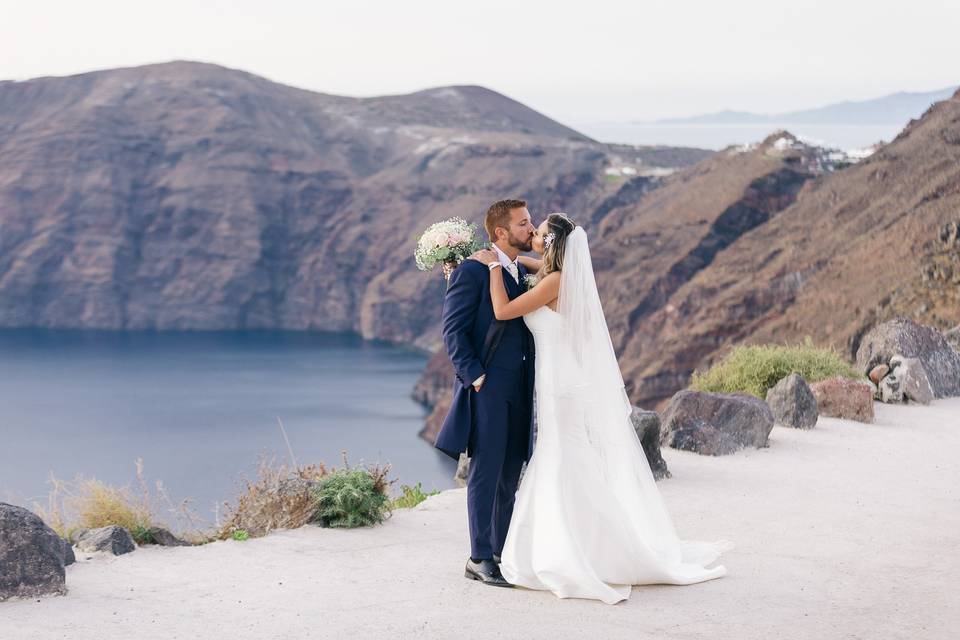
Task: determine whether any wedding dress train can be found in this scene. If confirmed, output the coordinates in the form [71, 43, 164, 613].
[498, 228, 733, 605]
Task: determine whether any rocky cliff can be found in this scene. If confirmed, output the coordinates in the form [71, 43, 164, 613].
[595, 92, 960, 410]
[0, 61, 707, 352]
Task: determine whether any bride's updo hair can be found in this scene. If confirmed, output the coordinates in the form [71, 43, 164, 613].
[536, 212, 577, 282]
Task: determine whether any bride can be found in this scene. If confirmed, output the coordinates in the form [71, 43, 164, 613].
[468, 212, 733, 605]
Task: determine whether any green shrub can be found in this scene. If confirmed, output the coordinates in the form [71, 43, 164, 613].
[311, 468, 393, 528]
[232, 530, 250, 541]
[391, 482, 441, 509]
[215, 458, 330, 540]
[689, 337, 862, 399]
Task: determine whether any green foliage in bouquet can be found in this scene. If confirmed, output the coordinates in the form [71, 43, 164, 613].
[310, 468, 393, 528]
[689, 336, 862, 399]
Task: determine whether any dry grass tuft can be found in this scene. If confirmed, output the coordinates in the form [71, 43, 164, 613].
[32, 458, 205, 544]
[215, 455, 331, 540]
[215, 451, 397, 539]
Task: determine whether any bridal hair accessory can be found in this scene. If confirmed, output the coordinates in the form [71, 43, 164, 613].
[543, 232, 556, 250]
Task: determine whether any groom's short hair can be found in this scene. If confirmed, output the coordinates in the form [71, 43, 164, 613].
[485, 198, 527, 241]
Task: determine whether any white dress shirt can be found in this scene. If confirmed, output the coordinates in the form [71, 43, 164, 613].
[473, 244, 520, 388]
[492, 243, 520, 283]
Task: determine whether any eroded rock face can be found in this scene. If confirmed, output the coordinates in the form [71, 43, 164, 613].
[855, 318, 960, 398]
[765, 373, 819, 429]
[0, 61, 706, 348]
[945, 325, 960, 352]
[660, 390, 775, 455]
[411, 351, 455, 408]
[0, 503, 68, 601]
[629, 407, 671, 479]
[809, 377, 874, 423]
[418, 388, 452, 448]
[75, 525, 136, 555]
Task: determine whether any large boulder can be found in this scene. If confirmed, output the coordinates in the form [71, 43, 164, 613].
[660, 390, 775, 455]
[765, 373, 819, 429]
[0, 503, 68, 601]
[809, 377, 874, 422]
[629, 407, 671, 479]
[75, 525, 137, 555]
[855, 317, 960, 398]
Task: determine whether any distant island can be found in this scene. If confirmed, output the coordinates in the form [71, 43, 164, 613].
[646, 86, 957, 125]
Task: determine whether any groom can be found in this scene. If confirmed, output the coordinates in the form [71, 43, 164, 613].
[434, 198, 536, 587]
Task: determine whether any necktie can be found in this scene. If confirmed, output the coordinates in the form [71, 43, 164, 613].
[506, 261, 519, 283]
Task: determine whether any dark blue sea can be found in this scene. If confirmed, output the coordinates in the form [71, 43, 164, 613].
[0, 330, 456, 528]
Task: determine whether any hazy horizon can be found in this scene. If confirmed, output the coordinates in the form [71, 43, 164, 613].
[3, 0, 958, 124]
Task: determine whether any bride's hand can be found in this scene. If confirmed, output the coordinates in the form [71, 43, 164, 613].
[469, 249, 499, 264]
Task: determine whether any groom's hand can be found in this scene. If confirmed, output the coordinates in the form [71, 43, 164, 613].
[472, 373, 486, 392]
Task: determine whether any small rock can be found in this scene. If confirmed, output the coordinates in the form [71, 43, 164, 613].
[75, 525, 136, 555]
[809, 377, 874, 422]
[891, 356, 935, 404]
[765, 373, 819, 429]
[147, 527, 189, 547]
[68, 528, 88, 545]
[629, 406, 671, 479]
[878, 368, 904, 403]
[661, 390, 775, 455]
[868, 364, 889, 384]
[0, 503, 68, 601]
[61, 538, 75, 566]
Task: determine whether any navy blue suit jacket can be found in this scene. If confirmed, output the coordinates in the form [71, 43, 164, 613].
[434, 258, 536, 462]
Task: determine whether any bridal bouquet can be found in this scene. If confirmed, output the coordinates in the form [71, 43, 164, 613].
[414, 217, 484, 282]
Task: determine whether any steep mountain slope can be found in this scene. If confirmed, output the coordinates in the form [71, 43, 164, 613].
[0, 61, 706, 342]
[602, 92, 960, 409]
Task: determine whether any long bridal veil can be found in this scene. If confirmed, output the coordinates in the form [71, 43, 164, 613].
[550, 226, 733, 576]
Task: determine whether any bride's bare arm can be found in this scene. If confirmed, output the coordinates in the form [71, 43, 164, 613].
[467, 248, 559, 320]
[489, 269, 560, 320]
[517, 255, 542, 272]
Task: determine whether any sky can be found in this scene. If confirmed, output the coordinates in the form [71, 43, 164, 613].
[2, 0, 958, 124]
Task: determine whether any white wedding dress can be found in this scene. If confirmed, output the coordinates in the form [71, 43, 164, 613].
[498, 227, 733, 605]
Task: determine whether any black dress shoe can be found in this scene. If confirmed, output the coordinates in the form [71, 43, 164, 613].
[464, 557, 513, 587]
